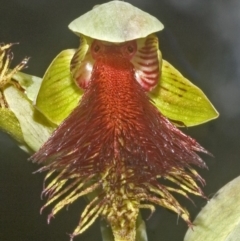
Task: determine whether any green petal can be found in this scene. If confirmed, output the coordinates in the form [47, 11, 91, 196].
[184, 176, 240, 241]
[70, 35, 92, 88]
[36, 49, 83, 125]
[149, 60, 219, 127]
[12, 71, 42, 102]
[4, 86, 53, 152]
[0, 107, 24, 144]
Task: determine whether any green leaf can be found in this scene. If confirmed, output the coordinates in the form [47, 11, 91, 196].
[36, 49, 83, 125]
[12, 71, 42, 102]
[184, 176, 240, 241]
[0, 107, 31, 152]
[149, 60, 219, 127]
[4, 86, 53, 152]
[0, 107, 24, 144]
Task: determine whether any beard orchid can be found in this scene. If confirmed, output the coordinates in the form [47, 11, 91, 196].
[30, 1, 218, 241]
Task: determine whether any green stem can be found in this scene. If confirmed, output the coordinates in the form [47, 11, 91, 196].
[136, 213, 148, 241]
[100, 213, 148, 241]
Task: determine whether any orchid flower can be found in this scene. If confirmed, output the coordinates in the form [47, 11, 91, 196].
[1, 1, 218, 241]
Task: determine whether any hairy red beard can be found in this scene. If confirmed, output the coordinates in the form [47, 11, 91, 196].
[30, 48, 209, 239]
[32, 52, 207, 185]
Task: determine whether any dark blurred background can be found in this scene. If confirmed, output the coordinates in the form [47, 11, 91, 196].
[0, 0, 239, 241]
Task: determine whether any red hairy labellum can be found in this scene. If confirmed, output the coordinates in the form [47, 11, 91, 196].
[33, 47, 206, 182]
[31, 37, 208, 239]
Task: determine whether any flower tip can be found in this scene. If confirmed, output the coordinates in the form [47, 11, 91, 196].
[47, 213, 54, 224]
[69, 233, 75, 241]
[202, 193, 209, 201]
[187, 220, 194, 229]
[40, 205, 46, 214]
[9, 42, 19, 46]
[22, 56, 30, 67]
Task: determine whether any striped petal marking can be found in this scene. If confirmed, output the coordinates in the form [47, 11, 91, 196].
[70, 34, 160, 92]
[131, 34, 160, 91]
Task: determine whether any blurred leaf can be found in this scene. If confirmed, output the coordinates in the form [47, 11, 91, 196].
[4, 86, 53, 152]
[184, 176, 240, 241]
[149, 60, 219, 127]
[36, 49, 83, 125]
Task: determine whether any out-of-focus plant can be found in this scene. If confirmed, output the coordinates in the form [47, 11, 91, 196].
[0, 1, 220, 241]
[0, 43, 53, 153]
[184, 176, 240, 241]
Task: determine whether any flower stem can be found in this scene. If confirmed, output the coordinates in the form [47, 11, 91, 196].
[100, 213, 148, 241]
